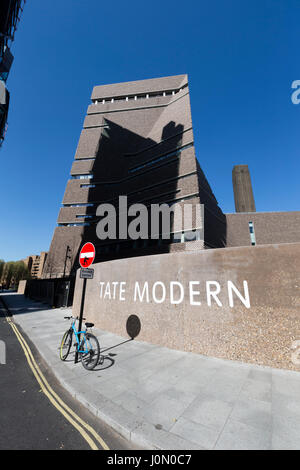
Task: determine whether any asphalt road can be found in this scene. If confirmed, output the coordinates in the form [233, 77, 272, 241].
[0, 305, 138, 451]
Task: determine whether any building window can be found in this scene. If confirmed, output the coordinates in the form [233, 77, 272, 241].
[64, 203, 94, 207]
[91, 84, 188, 106]
[172, 232, 183, 243]
[72, 174, 93, 179]
[75, 157, 95, 161]
[128, 143, 194, 174]
[249, 221, 256, 246]
[58, 223, 90, 227]
[184, 230, 202, 242]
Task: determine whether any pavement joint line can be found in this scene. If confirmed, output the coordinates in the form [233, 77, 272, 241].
[212, 396, 237, 450]
[0, 298, 109, 451]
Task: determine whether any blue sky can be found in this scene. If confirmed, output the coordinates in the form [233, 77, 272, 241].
[1, 0, 299, 261]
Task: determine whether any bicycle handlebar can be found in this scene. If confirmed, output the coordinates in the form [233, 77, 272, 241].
[64, 316, 86, 320]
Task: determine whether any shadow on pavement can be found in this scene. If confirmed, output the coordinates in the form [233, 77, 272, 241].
[0, 294, 53, 315]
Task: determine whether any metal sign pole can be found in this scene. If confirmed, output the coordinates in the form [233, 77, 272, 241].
[75, 242, 95, 364]
[75, 276, 87, 364]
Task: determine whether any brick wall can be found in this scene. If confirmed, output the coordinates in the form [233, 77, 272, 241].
[73, 242, 300, 370]
[226, 211, 300, 247]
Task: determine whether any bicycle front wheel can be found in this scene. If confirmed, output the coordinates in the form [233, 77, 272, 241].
[79, 333, 100, 370]
[60, 329, 73, 361]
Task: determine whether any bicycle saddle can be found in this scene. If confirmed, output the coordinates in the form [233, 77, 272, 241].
[85, 322, 94, 328]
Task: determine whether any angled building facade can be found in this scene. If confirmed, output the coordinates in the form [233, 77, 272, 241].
[43, 75, 226, 278]
[0, 0, 26, 146]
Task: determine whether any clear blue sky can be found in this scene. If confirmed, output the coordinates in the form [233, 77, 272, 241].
[1, 0, 299, 261]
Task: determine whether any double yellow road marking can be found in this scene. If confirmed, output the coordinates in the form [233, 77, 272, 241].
[4, 311, 109, 451]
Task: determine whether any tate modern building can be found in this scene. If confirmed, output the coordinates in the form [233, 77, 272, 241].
[43, 75, 300, 279]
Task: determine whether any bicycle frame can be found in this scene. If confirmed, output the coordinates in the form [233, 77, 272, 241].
[70, 318, 91, 354]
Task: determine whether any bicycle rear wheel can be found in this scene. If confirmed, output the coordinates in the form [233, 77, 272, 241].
[60, 329, 73, 361]
[79, 333, 100, 370]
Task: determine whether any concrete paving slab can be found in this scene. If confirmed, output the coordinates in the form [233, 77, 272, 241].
[272, 414, 300, 450]
[170, 417, 220, 449]
[182, 394, 233, 430]
[239, 378, 272, 403]
[229, 397, 272, 431]
[200, 372, 246, 404]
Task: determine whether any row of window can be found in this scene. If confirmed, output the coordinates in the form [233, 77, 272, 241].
[77, 143, 194, 190]
[61, 191, 200, 226]
[91, 85, 187, 105]
[75, 157, 96, 161]
[58, 222, 90, 227]
[64, 171, 197, 212]
[128, 143, 194, 174]
[76, 214, 93, 219]
[59, 219, 257, 247]
[64, 203, 94, 207]
[71, 174, 93, 180]
[97, 229, 202, 254]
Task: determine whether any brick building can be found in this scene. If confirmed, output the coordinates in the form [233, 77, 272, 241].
[43, 75, 300, 278]
[226, 211, 300, 247]
[227, 166, 300, 247]
[43, 74, 226, 278]
[23, 252, 48, 279]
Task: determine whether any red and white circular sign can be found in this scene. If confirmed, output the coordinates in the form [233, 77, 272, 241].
[79, 242, 95, 268]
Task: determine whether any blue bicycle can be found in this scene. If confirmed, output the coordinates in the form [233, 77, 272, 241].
[60, 316, 100, 370]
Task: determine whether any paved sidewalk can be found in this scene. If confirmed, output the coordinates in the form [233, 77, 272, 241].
[2, 292, 300, 450]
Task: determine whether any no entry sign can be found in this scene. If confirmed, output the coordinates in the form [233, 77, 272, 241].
[79, 242, 95, 268]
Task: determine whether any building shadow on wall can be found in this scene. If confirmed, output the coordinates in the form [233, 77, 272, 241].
[71, 119, 184, 273]
[196, 161, 227, 248]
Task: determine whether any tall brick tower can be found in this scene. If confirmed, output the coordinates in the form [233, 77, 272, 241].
[43, 75, 226, 278]
[232, 165, 256, 213]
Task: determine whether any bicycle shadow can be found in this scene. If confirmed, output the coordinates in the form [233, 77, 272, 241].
[94, 354, 115, 370]
[91, 314, 142, 371]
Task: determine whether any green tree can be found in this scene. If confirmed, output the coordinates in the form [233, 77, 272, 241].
[2, 262, 14, 288]
[13, 261, 30, 285]
[0, 260, 31, 289]
[0, 259, 5, 281]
